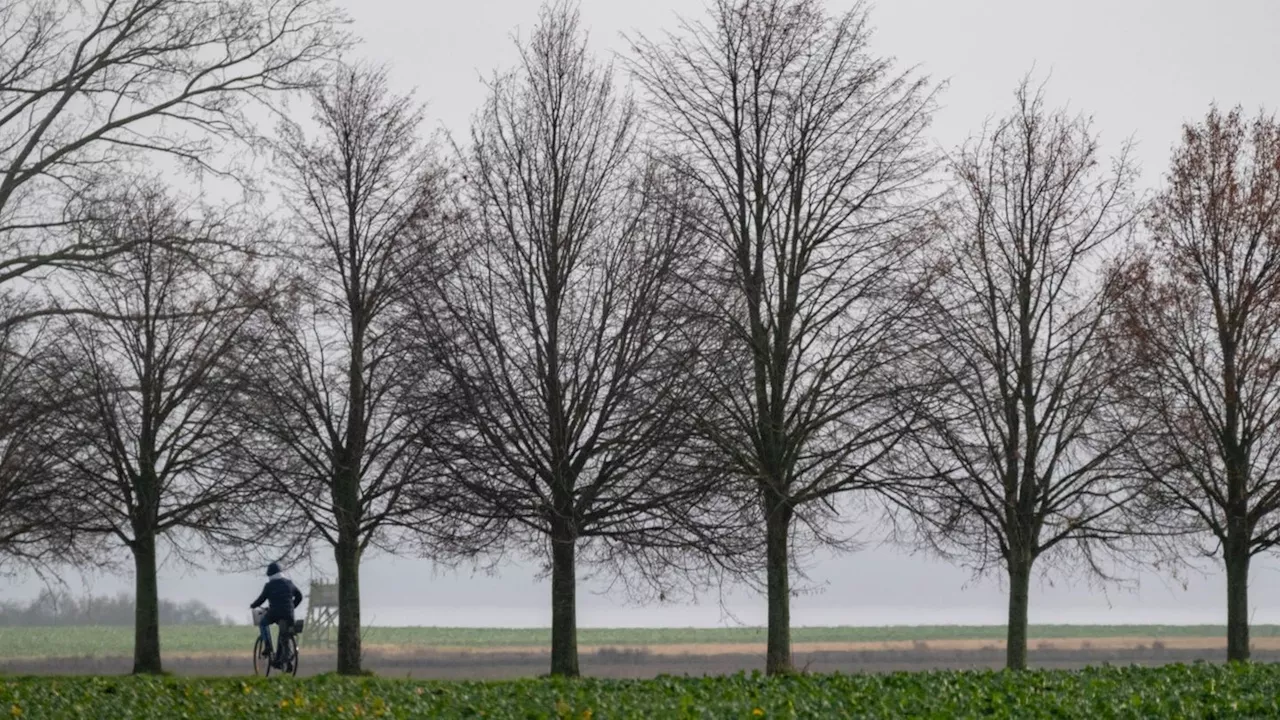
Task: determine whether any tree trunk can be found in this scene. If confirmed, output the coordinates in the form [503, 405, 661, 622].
[549, 529, 579, 677]
[335, 533, 362, 675]
[1005, 554, 1032, 670]
[131, 531, 162, 674]
[1225, 532, 1251, 662]
[765, 500, 793, 675]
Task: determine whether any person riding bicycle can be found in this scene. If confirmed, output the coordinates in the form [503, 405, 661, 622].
[250, 562, 303, 669]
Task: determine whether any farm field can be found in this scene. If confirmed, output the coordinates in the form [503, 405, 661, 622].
[1, 624, 1277, 679]
[3, 624, 1278, 660]
[2, 664, 1279, 718]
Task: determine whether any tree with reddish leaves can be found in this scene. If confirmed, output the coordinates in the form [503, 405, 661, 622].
[1110, 107, 1280, 663]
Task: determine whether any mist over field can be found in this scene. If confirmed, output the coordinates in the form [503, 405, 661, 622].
[1, 0, 1278, 697]
[10, 546, 1280, 628]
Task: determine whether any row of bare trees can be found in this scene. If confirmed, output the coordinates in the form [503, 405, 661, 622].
[0, 0, 348, 675]
[3, 0, 1280, 680]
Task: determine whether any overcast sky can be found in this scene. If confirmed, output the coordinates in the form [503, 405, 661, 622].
[6, 0, 1280, 628]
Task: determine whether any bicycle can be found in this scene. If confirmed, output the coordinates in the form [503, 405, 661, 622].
[251, 606, 304, 677]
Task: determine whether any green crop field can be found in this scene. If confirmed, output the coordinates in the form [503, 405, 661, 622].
[2, 664, 1278, 718]
[0, 624, 1272, 660]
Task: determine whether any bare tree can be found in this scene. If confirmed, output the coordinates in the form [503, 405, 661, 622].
[629, 0, 936, 674]
[404, 3, 737, 678]
[0, 313, 88, 573]
[238, 64, 448, 676]
[0, 0, 346, 318]
[895, 81, 1141, 670]
[1109, 107, 1280, 662]
[0, 0, 343, 577]
[43, 181, 268, 674]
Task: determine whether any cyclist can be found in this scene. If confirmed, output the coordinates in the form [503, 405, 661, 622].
[250, 562, 303, 669]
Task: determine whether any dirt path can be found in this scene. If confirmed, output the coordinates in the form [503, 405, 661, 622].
[355, 635, 1262, 657]
[1, 635, 1252, 665]
[2, 637, 1269, 679]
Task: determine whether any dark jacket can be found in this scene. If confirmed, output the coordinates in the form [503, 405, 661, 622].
[251, 577, 303, 616]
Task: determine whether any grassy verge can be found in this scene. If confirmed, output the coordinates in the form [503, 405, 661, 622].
[2, 664, 1278, 718]
[0, 624, 1272, 659]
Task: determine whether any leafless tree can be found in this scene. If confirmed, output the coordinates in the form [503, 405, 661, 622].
[0, 0, 342, 590]
[0, 313, 89, 574]
[402, 3, 741, 678]
[42, 180, 270, 674]
[1109, 107, 1280, 662]
[629, 0, 937, 674]
[237, 64, 449, 676]
[0, 0, 346, 324]
[894, 81, 1141, 670]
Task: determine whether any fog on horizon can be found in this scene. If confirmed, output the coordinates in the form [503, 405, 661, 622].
[3, 0, 1279, 631]
[8, 545, 1280, 629]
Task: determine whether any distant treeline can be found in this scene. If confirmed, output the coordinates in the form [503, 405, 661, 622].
[0, 590, 231, 627]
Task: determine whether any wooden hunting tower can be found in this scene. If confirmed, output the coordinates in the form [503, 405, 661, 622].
[301, 580, 338, 647]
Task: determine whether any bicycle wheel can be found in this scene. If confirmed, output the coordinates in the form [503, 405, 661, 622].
[285, 635, 299, 677]
[252, 636, 266, 676]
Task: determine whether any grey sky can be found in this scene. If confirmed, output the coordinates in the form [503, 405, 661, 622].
[5, 0, 1280, 628]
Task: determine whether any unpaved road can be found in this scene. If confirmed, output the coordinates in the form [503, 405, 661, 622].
[0, 637, 1268, 678]
[358, 635, 1280, 656]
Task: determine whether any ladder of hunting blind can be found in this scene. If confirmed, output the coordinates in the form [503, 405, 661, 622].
[301, 580, 339, 647]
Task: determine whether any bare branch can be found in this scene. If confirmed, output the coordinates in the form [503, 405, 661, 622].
[628, 0, 938, 675]
[1109, 105, 1280, 662]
